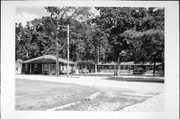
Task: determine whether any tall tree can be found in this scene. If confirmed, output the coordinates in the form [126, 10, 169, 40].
[123, 29, 164, 75]
[44, 7, 92, 76]
[15, 22, 47, 60]
[95, 7, 139, 75]
[95, 7, 164, 76]
[87, 20, 109, 72]
[122, 8, 164, 75]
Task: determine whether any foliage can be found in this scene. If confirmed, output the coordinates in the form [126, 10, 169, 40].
[15, 6, 164, 75]
[95, 7, 164, 63]
[123, 29, 164, 63]
[16, 7, 93, 61]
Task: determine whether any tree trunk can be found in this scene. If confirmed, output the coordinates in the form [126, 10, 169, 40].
[95, 64, 97, 73]
[24, 46, 29, 59]
[116, 56, 120, 76]
[153, 59, 156, 76]
[56, 39, 59, 76]
[97, 49, 99, 63]
[94, 45, 98, 73]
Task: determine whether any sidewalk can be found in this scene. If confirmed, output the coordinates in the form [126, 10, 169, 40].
[15, 74, 164, 93]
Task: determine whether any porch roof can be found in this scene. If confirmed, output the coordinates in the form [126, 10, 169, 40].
[22, 55, 76, 65]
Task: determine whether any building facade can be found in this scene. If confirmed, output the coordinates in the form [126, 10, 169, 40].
[20, 55, 76, 75]
[77, 61, 164, 75]
[17, 55, 164, 76]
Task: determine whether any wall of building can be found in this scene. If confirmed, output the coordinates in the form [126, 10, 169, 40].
[76, 63, 164, 75]
[22, 63, 75, 75]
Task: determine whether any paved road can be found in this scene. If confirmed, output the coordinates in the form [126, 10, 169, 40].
[15, 75, 164, 93]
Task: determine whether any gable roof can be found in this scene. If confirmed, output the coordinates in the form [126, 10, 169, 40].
[22, 55, 75, 64]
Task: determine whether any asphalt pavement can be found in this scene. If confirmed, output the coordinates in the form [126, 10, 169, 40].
[15, 74, 164, 93]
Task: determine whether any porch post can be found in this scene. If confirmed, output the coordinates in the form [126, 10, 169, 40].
[30, 64, 31, 74]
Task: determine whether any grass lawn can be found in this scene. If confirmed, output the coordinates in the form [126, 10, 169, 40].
[16, 79, 99, 110]
[16, 78, 159, 111]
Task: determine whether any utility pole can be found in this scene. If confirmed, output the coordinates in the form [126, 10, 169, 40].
[56, 28, 59, 76]
[55, 24, 69, 77]
[67, 24, 70, 77]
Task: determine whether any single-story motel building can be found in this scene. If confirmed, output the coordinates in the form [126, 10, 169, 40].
[16, 55, 164, 76]
[16, 55, 76, 75]
[77, 61, 164, 75]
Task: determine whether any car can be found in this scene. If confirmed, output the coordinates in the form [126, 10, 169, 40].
[133, 67, 145, 75]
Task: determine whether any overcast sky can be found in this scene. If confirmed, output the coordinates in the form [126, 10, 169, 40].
[16, 7, 99, 26]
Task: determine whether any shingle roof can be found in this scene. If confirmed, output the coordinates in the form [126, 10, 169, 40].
[22, 55, 75, 64]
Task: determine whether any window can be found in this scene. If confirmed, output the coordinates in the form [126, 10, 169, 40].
[25, 64, 28, 71]
[134, 66, 137, 70]
[158, 66, 163, 71]
[101, 66, 104, 69]
[123, 65, 126, 70]
[34, 64, 38, 71]
[109, 65, 112, 69]
[52, 64, 55, 68]
[106, 66, 109, 69]
[128, 66, 132, 69]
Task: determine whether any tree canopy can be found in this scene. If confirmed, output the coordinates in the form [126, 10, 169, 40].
[16, 6, 164, 75]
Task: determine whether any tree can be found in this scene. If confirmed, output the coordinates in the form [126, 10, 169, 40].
[15, 7, 164, 76]
[86, 20, 109, 72]
[44, 7, 93, 76]
[15, 22, 44, 60]
[122, 8, 164, 76]
[15, 7, 93, 61]
[95, 7, 164, 76]
[123, 29, 164, 76]
[94, 7, 139, 75]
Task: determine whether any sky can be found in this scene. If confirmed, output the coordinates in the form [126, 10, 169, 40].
[16, 7, 99, 26]
[16, 7, 51, 26]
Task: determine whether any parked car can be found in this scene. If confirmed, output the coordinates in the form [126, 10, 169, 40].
[133, 67, 145, 75]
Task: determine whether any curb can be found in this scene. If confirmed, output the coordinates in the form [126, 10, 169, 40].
[47, 92, 102, 111]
